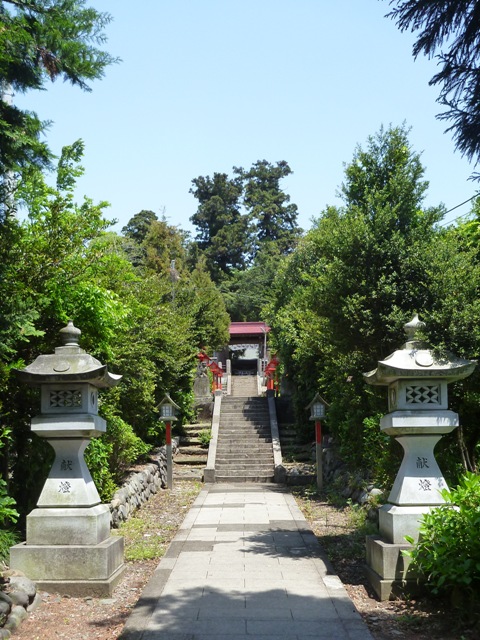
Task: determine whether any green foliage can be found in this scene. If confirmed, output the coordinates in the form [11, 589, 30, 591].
[181, 256, 230, 351]
[122, 210, 158, 244]
[224, 243, 287, 321]
[189, 159, 301, 285]
[117, 514, 174, 561]
[84, 438, 117, 502]
[235, 159, 301, 256]
[190, 172, 249, 281]
[198, 429, 212, 447]
[85, 407, 151, 502]
[405, 472, 480, 619]
[1, 143, 210, 520]
[0, 0, 117, 186]
[267, 124, 446, 473]
[0, 479, 18, 526]
[362, 414, 400, 487]
[0, 528, 19, 565]
[388, 1, 480, 165]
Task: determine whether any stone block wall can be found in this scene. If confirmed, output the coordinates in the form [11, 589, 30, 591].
[109, 440, 178, 528]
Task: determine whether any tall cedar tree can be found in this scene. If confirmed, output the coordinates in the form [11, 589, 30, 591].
[235, 160, 301, 256]
[189, 173, 250, 282]
[387, 1, 480, 165]
[0, 0, 117, 207]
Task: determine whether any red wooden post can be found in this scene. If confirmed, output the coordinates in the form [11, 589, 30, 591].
[315, 420, 323, 490]
[166, 421, 172, 488]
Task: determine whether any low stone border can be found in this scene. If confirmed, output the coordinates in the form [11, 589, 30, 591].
[110, 440, 179, 528]
[0, 572, 39, 638]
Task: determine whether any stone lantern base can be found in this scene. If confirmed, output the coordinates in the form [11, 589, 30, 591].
[10, 505, 125, 597]
[365, 535, 420, 601]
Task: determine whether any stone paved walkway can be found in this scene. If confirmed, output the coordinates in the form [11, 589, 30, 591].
[119, 484, 374, 640]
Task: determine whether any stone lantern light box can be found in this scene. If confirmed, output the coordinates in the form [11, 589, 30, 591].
[158, 393, 180, 421]
[10, 321, 125, 596]
[307, 393, 327, 420]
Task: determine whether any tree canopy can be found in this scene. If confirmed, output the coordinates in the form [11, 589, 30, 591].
[235, 160, 301, 256]
[0, 0, 117, 213]
[387, 0, 480, 164]
[267, 124, 446, 476]
[189, 160, 301, 293]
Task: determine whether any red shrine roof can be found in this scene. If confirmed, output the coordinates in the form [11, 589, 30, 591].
[229, 322, 270, 337]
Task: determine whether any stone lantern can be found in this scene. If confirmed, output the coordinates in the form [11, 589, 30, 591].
[10, 321, 125, 596]
[363, 314, 475, 600]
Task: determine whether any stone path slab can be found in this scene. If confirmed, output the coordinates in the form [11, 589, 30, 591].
[119, 484, 373, 640]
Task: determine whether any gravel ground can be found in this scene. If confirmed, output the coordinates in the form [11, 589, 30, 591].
[9, 480, 478, 640]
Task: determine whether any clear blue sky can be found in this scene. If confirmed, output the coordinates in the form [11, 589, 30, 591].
[15, 0, 478, 235]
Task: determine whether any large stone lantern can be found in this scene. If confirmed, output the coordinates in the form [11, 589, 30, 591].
[363, 315, 475, 599]
[10, 321, 125, 596]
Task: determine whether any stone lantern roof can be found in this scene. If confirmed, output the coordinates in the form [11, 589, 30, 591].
[15, 321, 122, 388]
[364, 314, 476, 386]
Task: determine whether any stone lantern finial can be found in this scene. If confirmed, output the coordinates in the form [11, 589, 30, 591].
[404, 314, 425, 342]
[59, 320, 81, 347]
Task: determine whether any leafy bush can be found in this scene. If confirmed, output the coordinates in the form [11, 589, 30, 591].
[84, 438, 117, 502]
[405, 472, 480, 619]
[0, 479, 20, 564]
[0, 479, 19, 527]
[198, 429, 212, 447]
[85, 409, 151, 501]
[102, 411, 151, 482]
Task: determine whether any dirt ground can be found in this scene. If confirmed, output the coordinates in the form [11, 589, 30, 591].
[9, 480, 479, 640]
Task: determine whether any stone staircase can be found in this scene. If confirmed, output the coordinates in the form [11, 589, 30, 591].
[231, 375, 259, 397]
[174, 422, 210, 480]
[215, 395, 274, 482]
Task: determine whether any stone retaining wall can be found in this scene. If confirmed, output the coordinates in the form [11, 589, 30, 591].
[109, 440, 179, 528]
[286, 440, 384, 518]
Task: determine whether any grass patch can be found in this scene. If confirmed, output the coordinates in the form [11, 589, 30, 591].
[118, 516, 176, 561]
[115, 480, 202, 562]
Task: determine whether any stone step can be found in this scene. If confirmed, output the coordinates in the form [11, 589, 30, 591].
[216, 465, 274, 472]
[174, 455, 208, 466]
[215, 475, 274, 483]
[218, 431, 271, 438]
[177, 446, 209, 456]
[221, 414, 268, 418]
[220, 419, 270, 425]
[217, 445, 272, 452]
[216, 449, 274, 457]
[223, 410, 265, 415]
[217, 435, 272, 441]
[222, 400, 265, 406]
[219, 424, 270, 430]
[216, 459, 273, 466]
[216, 445, 273, 452]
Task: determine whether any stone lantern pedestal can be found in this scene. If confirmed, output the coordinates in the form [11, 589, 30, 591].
[10, 322, 125, 596]
[363, 315, 475, 600]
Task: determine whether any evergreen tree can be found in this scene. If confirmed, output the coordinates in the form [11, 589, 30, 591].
[236, 160, 301, 256]
[268, 124, 444, 473]
[0, 0, 117, 214]
[122, 210, 158, 244]
[189, 172, 250, 282]
[387, 0, 480, 164]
